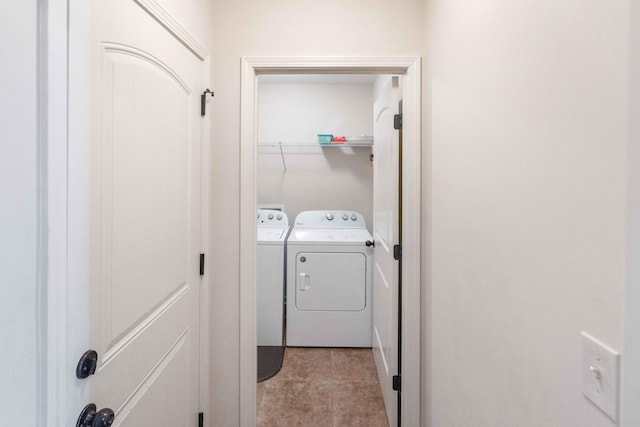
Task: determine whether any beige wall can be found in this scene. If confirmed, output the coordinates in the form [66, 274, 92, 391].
[257, 82, 374, 229]
[209, 1, 634, 426]
[423, 1, 628, 426]
[209, 1, 424, 425]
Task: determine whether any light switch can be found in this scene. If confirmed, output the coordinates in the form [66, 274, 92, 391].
[581, 332, 620, 421]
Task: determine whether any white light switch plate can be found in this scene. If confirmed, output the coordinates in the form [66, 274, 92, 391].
[581, 332, 620, 421]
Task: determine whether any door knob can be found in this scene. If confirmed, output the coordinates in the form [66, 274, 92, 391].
[76, 350, 98, 379]
[76, 404, 115, 427]
[365, 240, 375, 247]
[93, 408, 115, 427]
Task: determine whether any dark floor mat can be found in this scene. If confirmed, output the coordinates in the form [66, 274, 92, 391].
[257, 346, 285, 383]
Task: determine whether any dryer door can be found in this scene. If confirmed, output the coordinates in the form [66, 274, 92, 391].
[295, 252, 366, 311]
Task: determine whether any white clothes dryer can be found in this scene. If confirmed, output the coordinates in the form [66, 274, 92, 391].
[257, 209, 289, 346]
[286, 210, 373, 347]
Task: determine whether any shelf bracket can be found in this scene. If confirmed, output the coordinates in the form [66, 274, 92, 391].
[278, 141, 287, 170]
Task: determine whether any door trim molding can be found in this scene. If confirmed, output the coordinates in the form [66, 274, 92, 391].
[239, 56, 422, 426]
[133, 0, 209, 60]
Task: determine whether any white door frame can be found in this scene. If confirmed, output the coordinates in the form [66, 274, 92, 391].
[239, 57, 422, 426]
[45, 0, 212, 424]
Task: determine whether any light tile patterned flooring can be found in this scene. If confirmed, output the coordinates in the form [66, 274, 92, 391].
[256, 347, 390, 427]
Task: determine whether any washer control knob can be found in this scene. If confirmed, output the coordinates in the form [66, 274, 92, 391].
[268, 213, 274, 220]
[277, 214, 283, 220]
[342, 214, 348, 221]
[351, 214, 357, 221]
[326, 212, 334, 221]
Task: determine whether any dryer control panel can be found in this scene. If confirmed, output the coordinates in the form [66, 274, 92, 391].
[294, 210, 367, 228]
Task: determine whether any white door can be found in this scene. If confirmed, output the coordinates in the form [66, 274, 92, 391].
[83, 0, 203, 424]
[372, 76, 401, 427]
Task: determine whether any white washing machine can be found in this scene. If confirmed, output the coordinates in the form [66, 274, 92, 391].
[286, 210, 373, 347]
[257, 209, 289, 346]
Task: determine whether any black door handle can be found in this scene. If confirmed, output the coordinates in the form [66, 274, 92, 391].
[93, 408, 115, 427]
[76, 350, 98, 379]
[77, 404, 115, 427]
[365, 240, 375, 247]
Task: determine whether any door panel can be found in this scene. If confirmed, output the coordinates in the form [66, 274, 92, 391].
[89, 0, 202, 424]
[373, 262, 392, 374]
[116, 333, 190, 427]
[372, 76, 401, 427]
[104, 46, 190, 345]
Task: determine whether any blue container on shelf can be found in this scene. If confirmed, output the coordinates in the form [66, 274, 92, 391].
[317, 134, 333, 144]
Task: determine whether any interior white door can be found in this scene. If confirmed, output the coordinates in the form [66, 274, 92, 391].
[86, 0, 203, 425]
[372, 76, 401, 427]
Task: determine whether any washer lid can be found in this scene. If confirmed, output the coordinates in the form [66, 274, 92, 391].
[287, 227, 372, 245]
[257, 227, 288, 242]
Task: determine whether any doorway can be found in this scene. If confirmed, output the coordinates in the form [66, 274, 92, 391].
[255, 73, 385, 424]
[239, 57, 421, 426]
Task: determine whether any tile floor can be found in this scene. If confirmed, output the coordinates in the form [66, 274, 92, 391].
[256, 347, 390, 427]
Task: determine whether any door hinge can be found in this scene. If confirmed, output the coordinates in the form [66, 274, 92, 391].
[392, 375, 401, 391]
[393, 113, 402, 130]
[199, 253, 205, 276]
[198, 412, 204, 427]
[393, 244, 402, 261]
[201, 89, 214, 117]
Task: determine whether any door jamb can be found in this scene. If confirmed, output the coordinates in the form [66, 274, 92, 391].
[239, 57, 422, 426]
